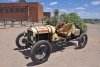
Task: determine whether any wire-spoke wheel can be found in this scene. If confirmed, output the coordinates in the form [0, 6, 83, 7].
[78, 33, 88, 49]
[35, 45, 47, 60]
[30, 40, 52, 64]
[15, 32, 31, 49]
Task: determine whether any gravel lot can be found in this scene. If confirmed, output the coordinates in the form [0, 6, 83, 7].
[0, 23, 100, 67]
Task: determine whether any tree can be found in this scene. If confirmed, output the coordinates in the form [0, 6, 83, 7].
[54, 9, 59, 18]
[45, 11, 87, 32]
[45, 9, 59, 26]
[18, 0, 26, 2]
[60, 13, 68, 22]
[45, 17, 58, 26]
[60, 12, 87, 32]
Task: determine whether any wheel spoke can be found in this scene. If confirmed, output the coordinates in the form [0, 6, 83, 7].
[19, 36, 28, 47]
[16, 32, 31, 49]
[30, 40, 52, 64]
[78, 33, 88, 48]
[81, 35, 87, 47]
[21, 36, 24, 39]
[35, 45, 47, 60]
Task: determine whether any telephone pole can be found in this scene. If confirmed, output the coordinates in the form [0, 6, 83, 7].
[58, 5, 60, 22]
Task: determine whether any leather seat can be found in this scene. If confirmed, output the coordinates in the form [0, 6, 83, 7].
[56, 23, 72, 37]
[55, 22, 65, 29]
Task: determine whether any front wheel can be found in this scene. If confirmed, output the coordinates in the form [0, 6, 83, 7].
[78, 33, 88, 48]
[15, 32, 31, 49]
[30, 40, 52, 64]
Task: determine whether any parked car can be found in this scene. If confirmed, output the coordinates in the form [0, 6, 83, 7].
[15, 22, 88, 64]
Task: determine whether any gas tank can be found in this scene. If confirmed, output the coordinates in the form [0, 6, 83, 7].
[35, 26, 51, 33]
[27, 25, 56, 34]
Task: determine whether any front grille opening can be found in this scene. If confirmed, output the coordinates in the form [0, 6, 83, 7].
[36, 33, 50, 42]
[27, 30, 33, 42]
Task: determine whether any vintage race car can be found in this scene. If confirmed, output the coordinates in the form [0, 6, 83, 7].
[15, 22, 88, 64]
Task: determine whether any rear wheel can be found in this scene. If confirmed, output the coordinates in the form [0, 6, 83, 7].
[78, 33, 88, 48]
[30, 40, 52, 64]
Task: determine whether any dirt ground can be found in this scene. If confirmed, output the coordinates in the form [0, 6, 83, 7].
[0, 23, 100, 67]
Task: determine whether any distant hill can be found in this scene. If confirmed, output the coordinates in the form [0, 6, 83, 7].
[83, 19, 100, 24]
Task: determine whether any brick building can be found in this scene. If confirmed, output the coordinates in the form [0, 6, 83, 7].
[43, 12, 51, 18]
[0, 2, 43, 22]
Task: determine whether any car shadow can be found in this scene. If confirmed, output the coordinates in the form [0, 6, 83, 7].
[51, 41, 77, 53]
[14, 41, 78, 66]
[26, 62, 35, 66]
[13, 48, 21, 50]
[19, 50, 30, 59]
[26, 61, 47, 66]
[0, 28, 5, 29]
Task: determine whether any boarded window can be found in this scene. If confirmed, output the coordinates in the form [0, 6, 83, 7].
[22, 8, 26, 12]
[12, 9, 16, 12]
[2, 9, 6, 13]
[0, 8, 26, 13]
[7, 9, 11, 13]
[17, 8, 22, 12]
[0, 9, 2, 13]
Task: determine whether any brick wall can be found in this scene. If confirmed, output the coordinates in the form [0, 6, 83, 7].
[43, 12, 51, 18]
[0, 2, 28, 20]
[38, 3, 43, 21]
[0, 2, 43, 22]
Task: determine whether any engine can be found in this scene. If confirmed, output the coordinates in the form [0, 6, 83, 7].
[27, 25, 54, 42]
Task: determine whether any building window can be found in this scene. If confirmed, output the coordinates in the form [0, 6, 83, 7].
[17, 8, 22, 12]
[12, 9, 16, 12]
[0, 8, 26, 13]
[16, 8, 18, 12]
[2, 9, 6, 13]
[0, 9, 2, 13]
[7, 9, 11, 13]
[5, 7, 7, 8]
[22, 8, 26, 12]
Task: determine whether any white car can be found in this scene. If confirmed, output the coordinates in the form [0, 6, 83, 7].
[15, 22, 88, 64]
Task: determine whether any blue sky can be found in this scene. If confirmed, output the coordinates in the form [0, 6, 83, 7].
[0, 0, 100, 19]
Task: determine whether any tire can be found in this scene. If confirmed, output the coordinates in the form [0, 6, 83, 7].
[78, 33, 88, 48]
[30, 40, 52, 64]
[15, 32, 29, 49]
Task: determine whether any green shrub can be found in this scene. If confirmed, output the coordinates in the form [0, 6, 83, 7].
[45, 11, 88, 32]
[60, 12, 87, 32]
[45, 17, 58, 26]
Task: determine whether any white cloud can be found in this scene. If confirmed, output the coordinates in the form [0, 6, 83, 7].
[60, 9, 74, 13]
[41, 3, 45, 5]
[8, 0, 16, 2]
[46, 8, 52, 10]
[84, 4, 88, 7]
[44, 9, 47, 12]
[49, 2, 58, 5]
[52, 8, 100, 18]
[77, 11, 85, 15]
[91, 1, 100, 5]
[70, 9, 74, 10]
[76, 7, 85, 10]
[60, 9, 67, 12]
[12, 0, 16, 1]
[77, 11, 100, 19]
[44, 7, 53, 12]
